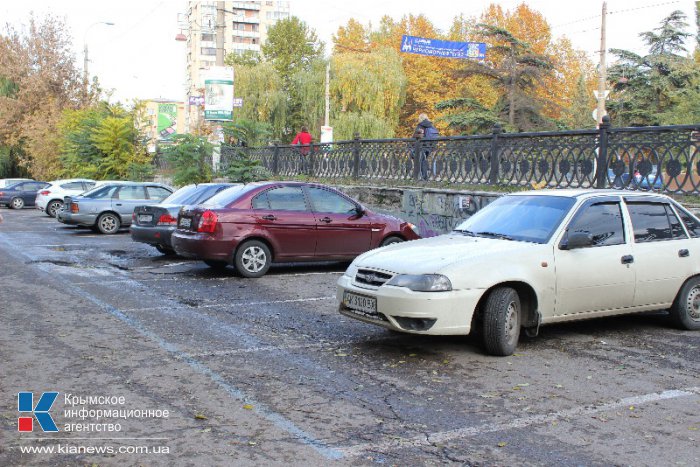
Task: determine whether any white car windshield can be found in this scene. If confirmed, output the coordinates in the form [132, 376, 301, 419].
[454, 195, 575, 244]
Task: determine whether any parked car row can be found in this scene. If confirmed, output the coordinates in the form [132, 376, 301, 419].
[5, 176, 699, 356]
[0, 180, 50, 209]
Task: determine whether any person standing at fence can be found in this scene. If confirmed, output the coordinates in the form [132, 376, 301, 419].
[292, 126, 313, 174]
[413, 113, 439, 180]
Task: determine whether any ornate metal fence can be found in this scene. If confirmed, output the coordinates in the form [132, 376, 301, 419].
[219, 117, 700, 194]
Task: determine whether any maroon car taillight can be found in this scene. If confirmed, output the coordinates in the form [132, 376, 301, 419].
[197, 210, 218, 233]
[157, 214, 177, 226]
[71, 203, 79, 213]
[39, 190, 50, 196]
[0, 192, 4, 197]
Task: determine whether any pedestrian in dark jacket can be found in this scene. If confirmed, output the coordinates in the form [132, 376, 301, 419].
[413, 113, 438, 139]
[413, 114, 439, 180]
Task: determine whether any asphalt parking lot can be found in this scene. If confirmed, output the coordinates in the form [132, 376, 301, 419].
[1, 207, 699, 466]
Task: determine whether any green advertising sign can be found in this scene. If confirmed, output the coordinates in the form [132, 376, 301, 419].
[157, 103, 178, 140]
[204, 67, 234, 122]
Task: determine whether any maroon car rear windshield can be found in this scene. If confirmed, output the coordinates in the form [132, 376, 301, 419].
[201, 184, 258, 207]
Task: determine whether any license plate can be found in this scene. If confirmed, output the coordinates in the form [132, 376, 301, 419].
[138, 214, 153, 223]
[343, 292, 377, 314]
[179, 217, 191, 228]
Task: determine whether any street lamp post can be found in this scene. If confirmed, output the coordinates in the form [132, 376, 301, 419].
[83, 21, 115, 101]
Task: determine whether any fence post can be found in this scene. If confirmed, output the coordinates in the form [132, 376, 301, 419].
[413, 134, 423, 181]
[596, 115, 611, 189]
[272, 143, 279, 176]
[489, 123, 502, 185]
[352, 132, 361, 180]
[308, 144, 316, 177]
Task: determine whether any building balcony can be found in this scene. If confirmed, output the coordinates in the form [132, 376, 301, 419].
[230, 30, 259, 39]
[230, 2, 261, 11]
[230, 43, 260, 52]
[230, 14, 259, 24]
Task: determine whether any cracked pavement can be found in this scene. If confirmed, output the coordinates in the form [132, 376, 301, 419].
[1, 207, 699, 466]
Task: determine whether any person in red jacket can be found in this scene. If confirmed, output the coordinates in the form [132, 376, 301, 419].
[292, 126, 312, 151]
[291, 126, 313, 173]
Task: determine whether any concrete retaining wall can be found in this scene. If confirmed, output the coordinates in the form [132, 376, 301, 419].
[336, 185, 502, 238]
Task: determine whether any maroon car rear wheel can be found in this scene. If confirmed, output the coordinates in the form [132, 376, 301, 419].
[234, 240, 271, 278]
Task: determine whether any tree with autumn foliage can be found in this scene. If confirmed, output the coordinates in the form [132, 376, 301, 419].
[442, 23, 555, 133]
[0, 14, 87, 179]
[369, 14, 460, 136]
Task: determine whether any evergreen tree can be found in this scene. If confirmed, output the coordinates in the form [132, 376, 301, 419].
[607, 11, 695, 126]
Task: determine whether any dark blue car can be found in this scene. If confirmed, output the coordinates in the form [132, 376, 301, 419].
[130, 183, 238, 254]
[0, 181, 49, 209]
[608, 168, 664, 190]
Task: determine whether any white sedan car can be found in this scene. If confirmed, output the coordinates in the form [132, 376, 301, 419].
[35, 179, 97, 217]
[337, 190, 700, 356]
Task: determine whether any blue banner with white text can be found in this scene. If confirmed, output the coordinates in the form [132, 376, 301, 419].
[400, 35, 486, 60]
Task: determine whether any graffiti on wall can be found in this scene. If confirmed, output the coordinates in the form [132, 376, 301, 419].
[402, 190, 498, 237]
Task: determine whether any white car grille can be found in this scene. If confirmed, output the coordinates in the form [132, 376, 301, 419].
[354, 269, 393, 287]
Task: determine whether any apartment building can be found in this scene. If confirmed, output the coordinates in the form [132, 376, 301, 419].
[183, 1, 290, 129]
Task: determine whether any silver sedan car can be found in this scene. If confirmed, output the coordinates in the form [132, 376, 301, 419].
[57, 182, 173, 234]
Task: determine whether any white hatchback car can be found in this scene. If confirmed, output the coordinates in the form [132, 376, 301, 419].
[35, 179, 97, 217]
[338, 190, 700, 356]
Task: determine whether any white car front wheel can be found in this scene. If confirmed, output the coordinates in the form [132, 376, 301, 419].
[482, 286, 521, 356]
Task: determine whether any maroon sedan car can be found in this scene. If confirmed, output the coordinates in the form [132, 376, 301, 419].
[171, 181, 420, 277]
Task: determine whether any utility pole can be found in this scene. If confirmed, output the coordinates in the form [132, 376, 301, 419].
[83, 42, 89, 102]
[324, 62, 330, 127]
[216, 1, 225, 66]
[596, 1, 608, 126]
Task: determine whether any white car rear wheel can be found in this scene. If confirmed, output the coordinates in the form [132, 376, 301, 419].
[47, 200, 63, 217]
[670, 277, 700, 330]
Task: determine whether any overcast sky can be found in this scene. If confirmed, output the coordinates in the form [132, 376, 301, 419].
[1, 0, 697, 102]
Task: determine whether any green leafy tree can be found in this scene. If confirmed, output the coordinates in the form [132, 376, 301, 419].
[464, 24, 554, 132]
[262, 17, 324, 138]
[330, 47, 407, 139]
[220, 119, 270, 182]
[435, 97, 500, 134]
[224, 50, 262, 67]
[161, 134, 213, 186]
[291, 58, 327, 138]
[261, 17, 324, 86]
[59, 102, 151, 180]
[607, 11, 695, 126]
[222, 150, 264, 183]
[561, 75, 596, 129]
[226, 61, 288, 141]
[222, 118, 272, 147]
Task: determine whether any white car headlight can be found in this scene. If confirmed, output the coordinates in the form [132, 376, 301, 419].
[343, 261, 359, 278]
[386, 274, 452, 292]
